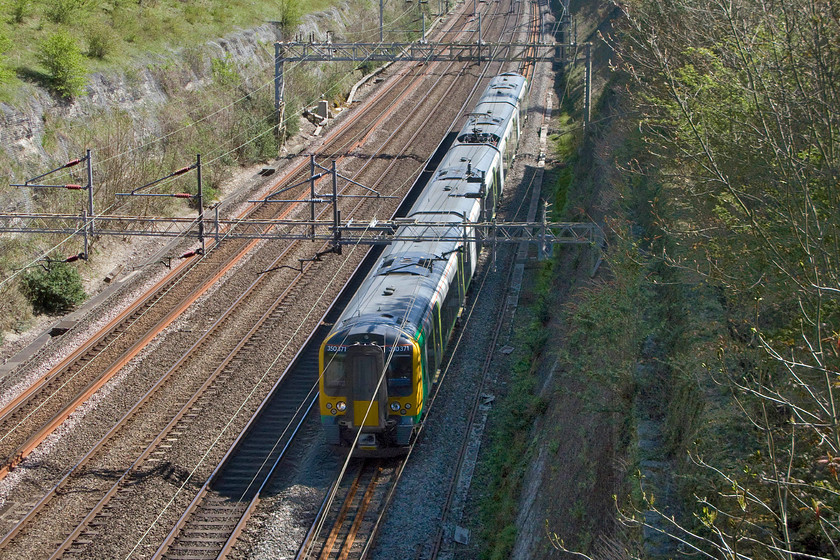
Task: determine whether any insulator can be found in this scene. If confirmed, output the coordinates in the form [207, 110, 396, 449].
[172, 165, 193, 176]
[180, 248, 203, 259]
[65, 184, 83, 190]
[173, 193, 193, 199]
[64, 158, 82, 168]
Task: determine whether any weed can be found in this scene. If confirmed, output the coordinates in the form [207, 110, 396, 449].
[211, 55, 238, 87]
[45, 0, 88, 24]
[10, 0, 30, 23]
[85, 22, 115, 59]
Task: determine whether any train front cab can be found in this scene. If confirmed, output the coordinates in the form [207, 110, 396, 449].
[319, 333, 424, 455]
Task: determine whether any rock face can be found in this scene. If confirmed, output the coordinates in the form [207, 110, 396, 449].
[0, 1, 374, 173]
[0, 23, 284, 168]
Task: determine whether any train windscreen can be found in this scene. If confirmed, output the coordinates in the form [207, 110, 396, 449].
[323, 352, 345, 396]
[387, 355, 413, 397]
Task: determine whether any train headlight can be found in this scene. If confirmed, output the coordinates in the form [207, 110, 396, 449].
[390, 402, 400, 411]
[405, 403, 411, 410]
[331, 409, 337, 415]
[336, 401, 346, 411]
[326, 402, 333, 409]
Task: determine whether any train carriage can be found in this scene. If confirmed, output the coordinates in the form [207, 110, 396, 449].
[319, 73, 528, 455]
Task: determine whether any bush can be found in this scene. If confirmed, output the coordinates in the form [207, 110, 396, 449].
[21, 262, 87, 314]
[45, 0, 89, 24]
[37, 31, 88, 98]
[86, 22, 116, 59]
[10, 0, 30, 23]
[277, 0, 302, 35]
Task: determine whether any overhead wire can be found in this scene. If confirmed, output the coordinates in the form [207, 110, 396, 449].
[303, 3, 522, 554]
[5, 1, 533, 551]
[178, 1, 528, 556]
[0, 0, 487, 463]
[125, 43, 443, 548]
[125, 218, 377, 560]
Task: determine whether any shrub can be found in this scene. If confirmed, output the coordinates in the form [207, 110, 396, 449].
[211, 55, 238, 87]
[277, 0, 302, 35]
[37, 31, 88, 98]
[10, 0, 30, 23]
[45, 0, 89, 24]
[86, 22, 116, 59]
[21, 262, 87, 314]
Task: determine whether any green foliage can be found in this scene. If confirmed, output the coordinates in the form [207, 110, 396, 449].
[275, 0, 302, 36]
[37, 30, 88, 98]
[85, 21, 116, 59]
[479, 350, 540, 560]
[9, 0, 30, 23]
[614, 0, 840, 555]
[21, 262, 87, 314]
[0, 32, 13, 84]
[45, 0, 90, 24]
[210, 55, 238, 87]
[478, 258, 556, 559]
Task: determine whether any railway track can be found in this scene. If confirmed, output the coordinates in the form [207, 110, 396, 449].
[148, 2, 526, 556]
[0, 2, 535, 558]
[285, 2, 551, 559]
[0, 77, 407, 486]
[300, 460, 398, 560]
[0, 15, 464, 487]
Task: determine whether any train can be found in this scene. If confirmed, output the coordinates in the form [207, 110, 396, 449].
[318, 73, 529, 455]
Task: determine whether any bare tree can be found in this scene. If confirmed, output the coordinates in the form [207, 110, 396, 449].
[606, 0, 840, 556]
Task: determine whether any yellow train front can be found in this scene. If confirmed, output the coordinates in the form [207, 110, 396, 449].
[319, 323, 429, 456]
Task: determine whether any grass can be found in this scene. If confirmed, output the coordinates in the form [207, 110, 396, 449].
[0, 0, 337, 99]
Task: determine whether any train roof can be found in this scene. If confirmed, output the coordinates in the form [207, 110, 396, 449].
[411, 143, 497, 216]
[330, 145, 492, 341]
[457, 73, 528, 145]
[478, 73, 528, 105]
[326, 74, 526, 344]
[330, 249, 451, 340]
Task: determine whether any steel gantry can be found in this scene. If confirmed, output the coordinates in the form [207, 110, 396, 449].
[0, 155, 604, 271]
[1, 153, 603, 272]
[0, 211, 602, 257]
[273, 14, 591, 135]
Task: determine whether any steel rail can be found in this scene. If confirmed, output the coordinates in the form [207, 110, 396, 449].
[0, 229, 313, 552]
[354, 2, 535, 557]
[47, 245, 319, 559]
[0, 257, 196, 465]
[426, 4, 548, 556]
[32, 68, 455, 549]
[154, 60, 476, 560]
[4, 2, 524, 556]
[0, 26, 441, 493]
[0, 22, 468, 556]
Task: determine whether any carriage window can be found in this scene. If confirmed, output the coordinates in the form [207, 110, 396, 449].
[387, 355, 414, 397]
[323, 353, 345, 396]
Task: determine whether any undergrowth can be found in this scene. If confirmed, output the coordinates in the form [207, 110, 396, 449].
[476, 104, 579, 559]
[478, 260, 555, 560]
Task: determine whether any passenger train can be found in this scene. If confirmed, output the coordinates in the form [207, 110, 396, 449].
[318, 73, 529, 455]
